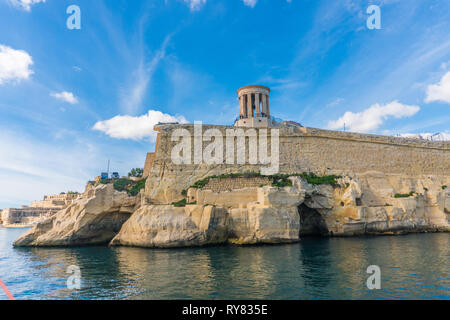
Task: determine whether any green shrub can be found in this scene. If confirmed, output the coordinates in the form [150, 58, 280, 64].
[189, 171, 341, 190]
[113, 178, 132, 192]
[128, 178, 147, 196]
[394, 192, 414, 198]
[442, 185, 447, 190]
[172, 198, 187, 207]
[299, 172, 341, 185]
[128, 168, 143, 178]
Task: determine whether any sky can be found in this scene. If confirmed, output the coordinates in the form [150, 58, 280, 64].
[0, 0, 449, 208]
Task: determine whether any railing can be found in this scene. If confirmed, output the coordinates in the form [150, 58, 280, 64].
[233, 115, 284, 126]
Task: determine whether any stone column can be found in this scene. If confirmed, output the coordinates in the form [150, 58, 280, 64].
[266, 94, 270, 117]
[247, 93, 253, 117]
[255, 93, 260, 117]
[239, 96, 244, 118]
[262, 94, 267, 117]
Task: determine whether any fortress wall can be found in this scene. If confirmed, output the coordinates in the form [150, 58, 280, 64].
[204, 177, 272, 193]
[145, 124, 450, 204]
[143, 152, 156, 178]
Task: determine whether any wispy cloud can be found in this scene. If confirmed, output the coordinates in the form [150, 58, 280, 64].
[184, 0, 207, 11]
[0, 44, 33, 84]
[327, 101, 420, 133]
[93, 109, 188, 141]
[8, 0, 45, 11]
[50, 91, 78, 104]
[243, 0, 258, 8]
[120, 34, 173, 114]
[425, 71, 450, 104]
[0, 129, 97, 207]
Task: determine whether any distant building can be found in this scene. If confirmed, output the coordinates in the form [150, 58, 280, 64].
[1, 192, 80, 227]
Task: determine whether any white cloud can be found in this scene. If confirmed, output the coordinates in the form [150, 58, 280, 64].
[398, 132, 450, 141]
[93, 110, 188, 141]
[243, 0, 257, 8]
[50, 91, 78, 104]
[8, 0, 45, 11]
[184, 0, 206, 11]
[327, 101, 420, 133]
[425, 71, 450, 104]
[0, 44, 33, 84]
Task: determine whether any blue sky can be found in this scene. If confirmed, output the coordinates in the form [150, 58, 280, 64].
[0, 0, 449, 208]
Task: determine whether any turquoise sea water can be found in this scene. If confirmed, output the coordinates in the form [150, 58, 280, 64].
[0, 227, 448, 300]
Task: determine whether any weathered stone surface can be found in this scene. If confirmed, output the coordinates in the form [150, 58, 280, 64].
[110, 205, 228, 248]
[145, 124, 450, 205]
[14, 172, 449, 248]
[318, 172, 450, 236]
[227, 205, 300, 244]
[13, 184, 137, 247]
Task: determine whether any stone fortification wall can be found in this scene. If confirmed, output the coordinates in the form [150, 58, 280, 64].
[144, 124, 450, 204]
[203, 177, 272, 193]
[1, 207, 57, 225]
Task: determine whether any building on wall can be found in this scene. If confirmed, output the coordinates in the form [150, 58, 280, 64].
[1, 207, 59, 226]
[234, 85, 272, 128]
[30, 193, 80, 209]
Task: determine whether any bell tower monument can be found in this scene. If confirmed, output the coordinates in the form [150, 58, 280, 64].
[234, 85, 272, 127]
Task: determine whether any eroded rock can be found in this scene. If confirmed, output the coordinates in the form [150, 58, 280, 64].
[14, 184, 137, 247]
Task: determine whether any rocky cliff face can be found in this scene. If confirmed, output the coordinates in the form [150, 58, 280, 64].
[110, 205, 228, 248]
[14, 172, 449, 248]
[14, 184, 139, 247]
[108, 172, 449, 248]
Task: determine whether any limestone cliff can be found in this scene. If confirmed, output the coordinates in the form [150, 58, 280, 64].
[14, 184, 139, 247]
[108, 173, 449, 248]
[14, 172, 449, 248]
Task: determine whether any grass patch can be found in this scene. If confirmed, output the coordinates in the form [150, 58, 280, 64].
[172, 198, 187, 207]
[298, 172, 341, 185]
[171, 199, 196, 207]
[394, 192, 414, 198]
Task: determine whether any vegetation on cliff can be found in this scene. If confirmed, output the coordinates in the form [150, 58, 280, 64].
[171, 199, 197, 207]
[128, 168, 143, 178]
[98, 178, 147, 196]
[189, 171, 341, 189]
[394, 192, 415, 198]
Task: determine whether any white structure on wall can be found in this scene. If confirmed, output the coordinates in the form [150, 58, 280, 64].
[235, 85, 272, 128]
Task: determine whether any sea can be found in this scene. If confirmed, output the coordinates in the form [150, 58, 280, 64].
[0, 227, 448, 300]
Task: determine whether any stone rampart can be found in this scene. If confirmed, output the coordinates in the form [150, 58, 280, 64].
[144, 124, 450, 204]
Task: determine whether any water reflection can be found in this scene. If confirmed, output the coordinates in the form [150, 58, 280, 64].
[1, 227, 448, 300]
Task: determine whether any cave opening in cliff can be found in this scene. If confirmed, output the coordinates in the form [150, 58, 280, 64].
[297, 203, 329, 236]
